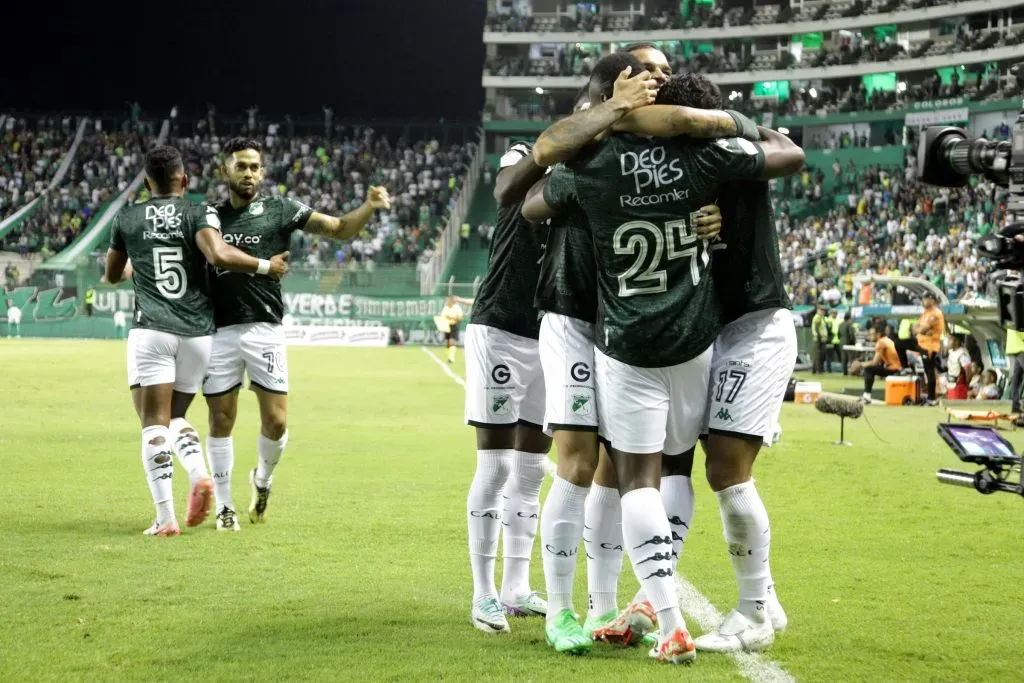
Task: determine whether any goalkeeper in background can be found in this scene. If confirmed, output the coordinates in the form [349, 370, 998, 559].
[439, 296, 468, 364]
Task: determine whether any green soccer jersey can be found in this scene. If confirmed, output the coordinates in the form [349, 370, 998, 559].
[544, 134, 765, 368]
[470, 141, 547, 339]
[714, 180, 790, 323]
[209, 195, 313, 327]
[109, 197, 219, 337]
[533, 198, 597, 324]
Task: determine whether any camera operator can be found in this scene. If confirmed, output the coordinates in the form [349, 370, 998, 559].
[894, 293, 944, 405]
[860, 326, 902, 404]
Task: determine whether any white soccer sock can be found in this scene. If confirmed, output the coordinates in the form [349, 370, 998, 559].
[630, 478, 693, 607]
[168, 418, 209, 485]
[540, 476, 589, 620]
[584, 483, 622, 618]
[207, 436, 235, 511]
[716, 480, 771, 623]
[621, 488, 686, 639]
[141, 425, 175, 525]
[467, 449, 513, 602]
[255, 431, 288, 488]
[661, 475, 695, 570]
[500, 450, 546, 601]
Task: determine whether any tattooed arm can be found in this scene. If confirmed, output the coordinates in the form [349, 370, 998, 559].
[613, 106, 760, 140]
[532, 66, 657, 167]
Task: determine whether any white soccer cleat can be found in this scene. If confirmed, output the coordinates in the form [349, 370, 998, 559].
[502, 591, 547, 617]
[693, 609, 774, 653]
[471, 596, 511, 634]
[766, 587, 788, 632]
[216, 506, 241, 532]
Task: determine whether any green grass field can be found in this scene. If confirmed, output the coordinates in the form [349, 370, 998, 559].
[2, 339, 1022, 682]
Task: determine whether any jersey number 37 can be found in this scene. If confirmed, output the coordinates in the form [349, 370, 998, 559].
[613, 214, 708, 297]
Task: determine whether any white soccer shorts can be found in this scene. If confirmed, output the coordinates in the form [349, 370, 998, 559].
[539, 313, 597, 434]
[203, 322, 289, 396]
[596, 345, 713, 455]
[464, 323, 545, 429]
[127, 328, 212, 394]
[705, 307, 797, 445]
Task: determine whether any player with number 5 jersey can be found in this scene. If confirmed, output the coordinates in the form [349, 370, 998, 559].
[201, 136, 391, 532]
[105, 145, 288, 537]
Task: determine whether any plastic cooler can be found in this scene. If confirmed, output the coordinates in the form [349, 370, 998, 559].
[794, 381, 822, 405]
[885, 376, 919, 405]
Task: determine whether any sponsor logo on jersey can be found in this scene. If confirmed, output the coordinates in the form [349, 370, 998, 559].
[620, 146, 684, 194]
[490, 393, 511, 415]
[726, 359, 752, 368]
[223, 233, 261, 245]
[491, 364, 511, 385]
[570, 393, 592, 416]
[570, 362, 591, 383]
[143, 230, 185, 240]
[145, 203, 182, 230]
[248, 201, 265, 216]
[715, 407, 734, 422]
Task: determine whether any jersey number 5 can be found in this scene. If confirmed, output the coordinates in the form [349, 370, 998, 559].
[613, 214, 707, 297]
[153, 247, 187, 300]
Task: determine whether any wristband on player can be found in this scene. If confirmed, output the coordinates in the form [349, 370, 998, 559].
[725, 109, 761, 142]
[256, 259, 271, 275]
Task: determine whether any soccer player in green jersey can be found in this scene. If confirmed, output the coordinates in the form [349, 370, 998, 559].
[523, 53, 804, 663]
[201, 137, 390, 531]
[104, 146, 288, 537]
[527, 75, 743, 654]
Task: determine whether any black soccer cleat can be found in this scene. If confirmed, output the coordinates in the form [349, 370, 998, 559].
[248, 468, 271, 524]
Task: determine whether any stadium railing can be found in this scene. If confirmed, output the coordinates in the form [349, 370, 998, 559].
[0, 118, 90, 245]
[482, 0, 1023, 43]
[420, 127, 486, 295]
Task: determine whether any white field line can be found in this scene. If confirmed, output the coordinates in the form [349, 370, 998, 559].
[420, 346, 465, 386]
[675, 575, 796, 682]
[422, 344, 791, 681]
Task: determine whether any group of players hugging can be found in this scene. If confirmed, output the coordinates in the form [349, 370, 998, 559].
[461, 44, 804, 664]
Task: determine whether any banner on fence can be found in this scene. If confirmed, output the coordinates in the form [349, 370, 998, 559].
[282, 324, 390, 347]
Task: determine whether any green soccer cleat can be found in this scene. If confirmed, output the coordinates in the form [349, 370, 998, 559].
[545, 610, 592, 655]
[582, 610, 617, 640]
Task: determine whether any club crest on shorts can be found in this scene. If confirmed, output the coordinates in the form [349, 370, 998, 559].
[490, 393, 511, 416]
[570, 393, 592, 416]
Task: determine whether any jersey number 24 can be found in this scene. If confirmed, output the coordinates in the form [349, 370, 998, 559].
[613, 214, 708, 297]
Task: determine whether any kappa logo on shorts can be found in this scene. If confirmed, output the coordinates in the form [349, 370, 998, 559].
[570, 394, 592, 416]
[715, 407, 734, 422]
[570, 362, 591, 383]
[491, 364, 511, 385]
[491, 393, 511, 415]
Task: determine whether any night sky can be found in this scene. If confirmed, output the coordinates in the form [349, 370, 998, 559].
[1, 0, 486, 122]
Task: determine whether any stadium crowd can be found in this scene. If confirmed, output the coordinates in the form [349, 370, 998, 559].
[0, 108, 477, 271]
[175, 125, 476, 270]
[0, 116, 75, 218]
[485, 0, 961, 33]
[779, 164, 1004, 307]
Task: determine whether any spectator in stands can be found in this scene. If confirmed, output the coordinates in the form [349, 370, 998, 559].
[860, 326, 902, 404]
